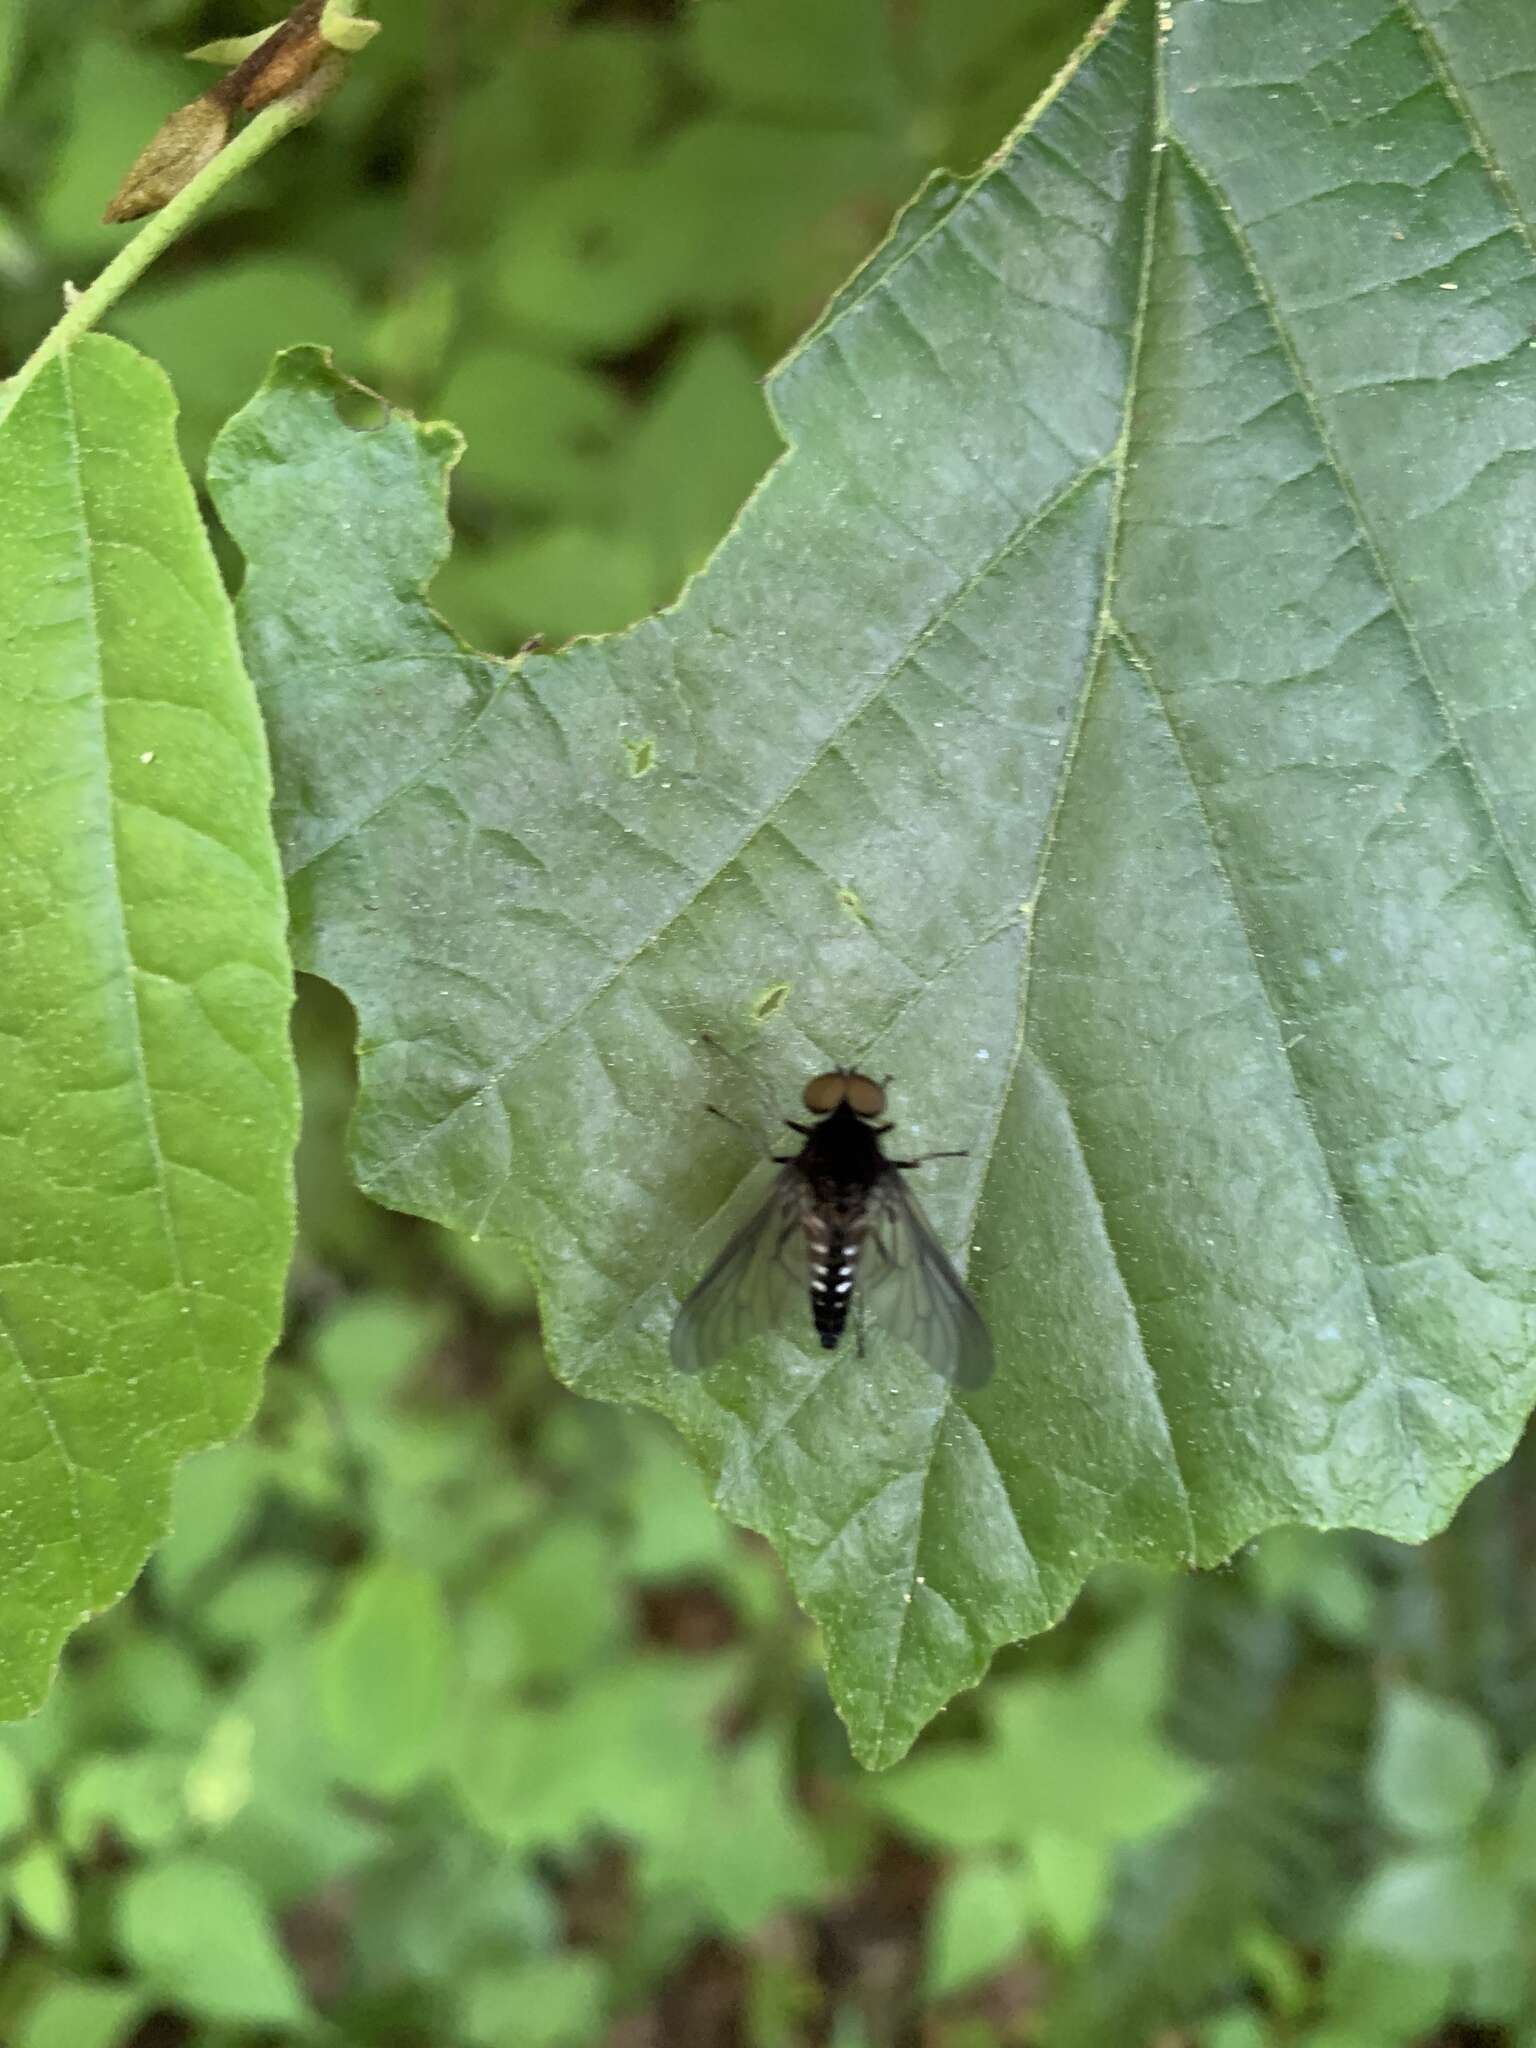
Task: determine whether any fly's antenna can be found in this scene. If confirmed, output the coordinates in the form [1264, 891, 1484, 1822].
[693, 1031, 788, 1147]
[703, 1101, 756, 1138]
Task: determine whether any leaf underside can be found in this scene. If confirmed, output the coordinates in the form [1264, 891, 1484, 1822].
[0, 336, 297, 1715]
[211, 0, 1536, 1764]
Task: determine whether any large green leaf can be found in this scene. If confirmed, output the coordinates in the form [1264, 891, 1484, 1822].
[0, 336, 297, 1713]
[210, 0, 1536, 1764]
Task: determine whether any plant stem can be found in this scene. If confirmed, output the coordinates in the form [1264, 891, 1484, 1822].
[2, 60, 343, 416]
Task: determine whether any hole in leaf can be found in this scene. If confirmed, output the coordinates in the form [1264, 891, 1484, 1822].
[329, 379, 391, 432]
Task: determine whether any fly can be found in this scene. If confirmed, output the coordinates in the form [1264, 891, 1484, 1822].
[670, 1069, 994, 1390]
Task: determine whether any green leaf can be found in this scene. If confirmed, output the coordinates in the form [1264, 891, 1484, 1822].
[621, 1427, 739, 1582]
[648, 120, 901, 317]
[0, 1748, 33, 1846]
[316, 1560, 453, 1797]
[685, 0, 910, 132]
[1200, 2018, 1272, 2048]
[352, 1834, 553, 1987]
[924, 1853, 1036, 1998]
[458, 1955, 606, 2048]
[453, 26, 664, 198]
[37, 39, 194, 259]
[1500, 1748, 1536, 1882]
[1369, 1685, 1498, 1840]
[114, 1856, 308, 2027]
[1347, 1846, 1519, 1970]
[1317, 1945, 1455, 2044]
[491, 1522, 622, 1684]
[58, 1749, 190, 1855]
[154, 1441, 270, 1604]
[489, 165, 698, 350]
[15, 1978, 149, 2048]
[197, 1554, 325, 1650]
[206, 1648, 384, 1905]
[311, 1293, 443, 1415]
[640, 1732, 828, 1936]
[1029, 1829, 1112, 1951]
[0, 335, 296, 1716]
[1246, 1530, 1375, 1646]
[6, 1840, 74, 1947]
[433, 523, 662, 649]
[616, 334, 784, 594]
[1238, 1925, 1310, 2022]
[1463, 1944, 1528, 2023]
[431, 346, 627, 518]
[210, 0, 1536, 1765]
[182, 1710, 256, 1833]
[871, 1618, 1203, 1855]
[319, 1, 381, 55]
[433, 1225, 537, 1315]
[187, 27, 287, 68]
[76, 1630, 211, 1750]
[0, 4, 22, 115]
[108, 256, 363, 468]
[453, 1659, 731, 1852]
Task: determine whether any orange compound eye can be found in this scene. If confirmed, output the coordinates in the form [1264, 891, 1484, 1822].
[843, 1072, 887, 1118]
[802, 1071, 847, 1114]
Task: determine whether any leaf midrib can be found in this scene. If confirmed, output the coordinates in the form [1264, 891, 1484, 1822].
[869, 20, 1179, 1760]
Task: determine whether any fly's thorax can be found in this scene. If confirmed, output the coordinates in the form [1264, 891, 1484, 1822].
[795, 1102, 890, 1187]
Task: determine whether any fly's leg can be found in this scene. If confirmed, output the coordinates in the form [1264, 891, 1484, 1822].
[891, 1149, 968, 1169]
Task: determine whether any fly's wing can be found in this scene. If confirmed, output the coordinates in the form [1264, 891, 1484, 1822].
[670, 1166, 811, 1374]
[861, 1171, 994, 1390]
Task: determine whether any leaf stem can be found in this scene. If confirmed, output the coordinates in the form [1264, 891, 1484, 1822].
[2, 59, 343, 418]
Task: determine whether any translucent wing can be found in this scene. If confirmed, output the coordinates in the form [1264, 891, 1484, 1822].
[670, 1167, 812, 1374]
[861, 1171, 994, 1390]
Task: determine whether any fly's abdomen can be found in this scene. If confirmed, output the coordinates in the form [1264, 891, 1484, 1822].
[806, 1216, 860, 1350]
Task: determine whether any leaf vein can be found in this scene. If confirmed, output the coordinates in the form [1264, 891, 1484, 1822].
[1111, 621, 1429, 1510]
[1169, 134, 1536, 944]
[1393, 0, 1536, 260]
[373, 458, 1115, 1200]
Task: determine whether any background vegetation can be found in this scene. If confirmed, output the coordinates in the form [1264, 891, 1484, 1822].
[4, 2, 1536, 2044]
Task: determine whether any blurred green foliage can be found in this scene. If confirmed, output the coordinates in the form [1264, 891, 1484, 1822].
[6, 1, 1536, 2043]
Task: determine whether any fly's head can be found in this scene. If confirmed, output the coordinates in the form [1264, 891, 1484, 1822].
[800, 1070, 887, 1121]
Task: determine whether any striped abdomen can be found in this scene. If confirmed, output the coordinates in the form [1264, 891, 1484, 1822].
[805, 1213, 862, 1349]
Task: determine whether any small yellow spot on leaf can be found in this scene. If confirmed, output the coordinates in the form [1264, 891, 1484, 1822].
[751, 982, 791, 1023]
